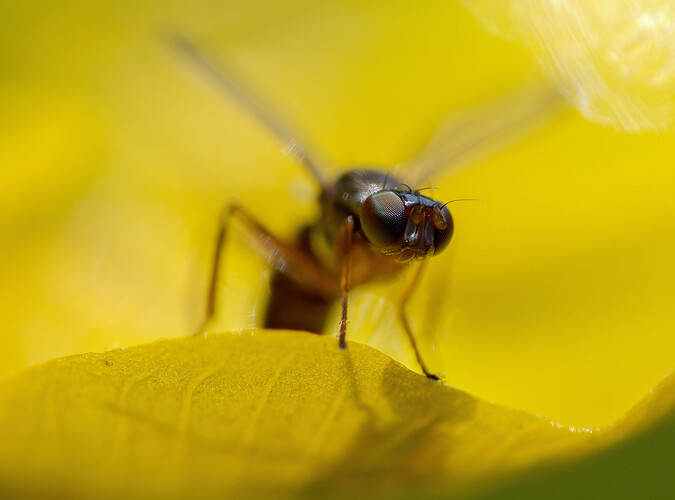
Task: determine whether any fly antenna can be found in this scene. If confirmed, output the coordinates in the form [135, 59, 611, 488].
[169, 34, 329, 189]
[414, 186, 437, 193]
[441, 198, 483, 208]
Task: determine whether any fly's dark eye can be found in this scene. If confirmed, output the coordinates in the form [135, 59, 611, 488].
[360, 191, 407, 247]
[433, 206, 454, 254]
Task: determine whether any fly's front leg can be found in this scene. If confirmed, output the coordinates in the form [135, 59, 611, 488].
[398, 261, 440, 381]
[338, 216, 355, 349]
[197, 203, 334, 334]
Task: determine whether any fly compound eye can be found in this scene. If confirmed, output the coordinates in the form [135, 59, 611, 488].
[360, 191, 407, 247]
[432, 205, 454, 254]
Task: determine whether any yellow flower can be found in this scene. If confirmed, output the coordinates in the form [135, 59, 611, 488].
[1, 1, 674, 498]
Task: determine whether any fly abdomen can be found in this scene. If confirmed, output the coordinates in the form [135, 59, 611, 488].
[264, 271, 334, 334]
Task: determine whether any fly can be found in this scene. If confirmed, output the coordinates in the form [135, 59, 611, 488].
[172, 36, 563, 381]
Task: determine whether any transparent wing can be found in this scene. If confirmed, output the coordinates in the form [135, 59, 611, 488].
[403, 82, 566, 186]
[170, 35, 329, 188]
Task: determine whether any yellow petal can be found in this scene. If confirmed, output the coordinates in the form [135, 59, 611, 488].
[464, 0, 675, 131]
[0, 331, 672, 499]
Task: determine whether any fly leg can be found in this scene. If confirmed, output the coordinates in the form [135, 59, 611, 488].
[337, 216, 355, 349]
[398, 261, 440, 381]
[196, 203, 335, 334]
[198, 206, 230, 333]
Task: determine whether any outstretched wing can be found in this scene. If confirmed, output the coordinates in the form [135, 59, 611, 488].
[403, 83, 566, 186]
[170, 35, 330, 188]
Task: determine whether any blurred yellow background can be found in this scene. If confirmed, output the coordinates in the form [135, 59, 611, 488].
[2, 0, 675, 429]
